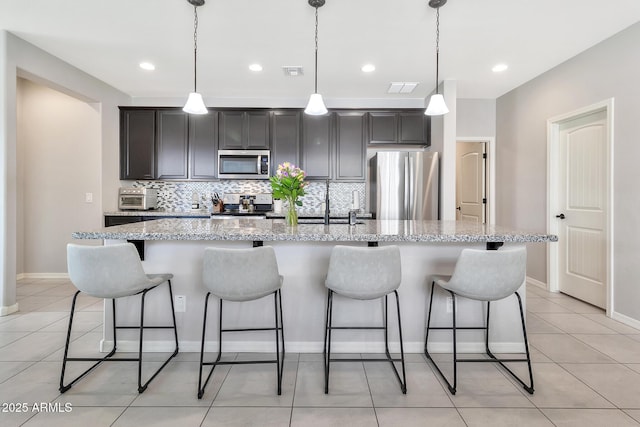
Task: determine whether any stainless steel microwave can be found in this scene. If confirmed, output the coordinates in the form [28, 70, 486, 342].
[218, 150, 270, 179]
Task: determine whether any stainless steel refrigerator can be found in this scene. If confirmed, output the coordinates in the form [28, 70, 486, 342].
[369, 151, 439, 220]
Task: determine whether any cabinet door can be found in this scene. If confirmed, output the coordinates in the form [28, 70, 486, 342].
[399, 112, 430, 145]
[156, 109, 189, 179]
[335, 111, 366, 181]
[302, 114, 332, 179]
[120, 109, 156, 180]
[218, 111, 244, 149]
[189, 112, 218, 179]
[368, 112, 397, 144]
[271, 111, 301, 173]
[245, 111, 271, 149]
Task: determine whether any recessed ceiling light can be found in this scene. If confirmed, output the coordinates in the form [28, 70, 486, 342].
[361, 64, 376, 73]
[492, 63, 508, 73]
[139, 62, 155, 71]
[249, 63, 263, 72]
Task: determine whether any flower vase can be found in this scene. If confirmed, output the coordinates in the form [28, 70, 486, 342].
[285, 198, 298, 226]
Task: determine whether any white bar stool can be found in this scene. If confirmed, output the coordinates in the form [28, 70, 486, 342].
[324, 245, 407, 394]
[424, 246, 534, 395]
[60, 243, 179, 393]
[198, 246, 284, 398]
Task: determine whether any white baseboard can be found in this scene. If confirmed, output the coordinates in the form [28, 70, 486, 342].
[611, 310, 640, 331]
[99, 339, 528, 354]
[0, 303, 19, 317]
[526, 276, 547, 290]
[18, 273, 69, 280]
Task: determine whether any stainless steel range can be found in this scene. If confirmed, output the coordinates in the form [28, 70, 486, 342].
[211, 193, 273, 218]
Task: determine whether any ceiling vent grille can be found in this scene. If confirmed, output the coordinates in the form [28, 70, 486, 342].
[388, 82, 419, 94]
[282, 66, 304, 76]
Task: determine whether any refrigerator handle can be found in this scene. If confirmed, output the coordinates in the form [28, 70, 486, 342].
[404, 156, 410, 219]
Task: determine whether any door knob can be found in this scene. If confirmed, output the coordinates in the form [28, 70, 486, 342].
[555, 213, 566, 219]
[456, 206, 461, 211]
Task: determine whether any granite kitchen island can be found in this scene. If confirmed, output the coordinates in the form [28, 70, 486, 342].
[72, 218, 557, 354]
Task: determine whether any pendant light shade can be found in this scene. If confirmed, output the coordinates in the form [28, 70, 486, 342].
[183, 0, 208, 115]
[305, 93, 328, 115]
[305, 0, 328, 116]
[183, 92, 208, 115]
[425, 94, 449, 115]
[425, 0, 448, 116]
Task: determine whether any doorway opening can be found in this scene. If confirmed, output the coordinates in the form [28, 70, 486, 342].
[455, 138, 495, 225]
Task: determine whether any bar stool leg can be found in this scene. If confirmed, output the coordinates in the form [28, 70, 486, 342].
[198, 292, 213, 399]
[393, 290, 407, 394]
[274, 289, 282, 395]
[60, 292, 118, 393]
[324, 290, 334, 394]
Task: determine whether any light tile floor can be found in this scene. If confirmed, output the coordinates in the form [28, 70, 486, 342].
[1, 279, 639, 426]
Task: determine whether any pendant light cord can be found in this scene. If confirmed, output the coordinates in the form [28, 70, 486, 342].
[314, 6, 319, 94]
[193, 5, 199, 92]
[435, 6, 440, 94]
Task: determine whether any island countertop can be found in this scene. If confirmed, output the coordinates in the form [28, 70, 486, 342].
[73, 218, 557, 243]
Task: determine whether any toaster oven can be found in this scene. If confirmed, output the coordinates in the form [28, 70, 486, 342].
[118, 188, 158, 210]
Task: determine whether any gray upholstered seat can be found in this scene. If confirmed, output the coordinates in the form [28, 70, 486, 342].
[202, 246, 282, 301]
[424, 246, 534, 396]
[325, 245, 401, 300]
[67, 243, 173, 299]
[61, 243, 178, 394]
[198, 245, 285, 399]
[323, 245, 406, 394]
[433, 246, 527, 301]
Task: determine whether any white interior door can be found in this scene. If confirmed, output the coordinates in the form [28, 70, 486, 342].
[456, 142, 485, 223]
[557, 110, 607, 308]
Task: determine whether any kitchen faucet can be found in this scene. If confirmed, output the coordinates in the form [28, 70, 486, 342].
[324, 179, 330, 225]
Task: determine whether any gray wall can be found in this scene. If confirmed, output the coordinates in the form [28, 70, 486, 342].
[496, 22, 640, 322]
[17, 79, 102, 274]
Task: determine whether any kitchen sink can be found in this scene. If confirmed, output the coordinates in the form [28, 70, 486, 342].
[297, 218, 365, 225]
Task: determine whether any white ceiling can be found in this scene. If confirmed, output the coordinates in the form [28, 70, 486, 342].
[2, 0, 640, 106]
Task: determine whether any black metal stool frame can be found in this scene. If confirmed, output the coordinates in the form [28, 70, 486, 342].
[423, 281, 534, 395]
[198, 289, 285, 399]
[324, 289, 407, 394]
[59, 280, 179, 393]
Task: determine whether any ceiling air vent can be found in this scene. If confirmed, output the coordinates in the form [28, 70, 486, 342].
[282, 66, 304, 77]
[388, 82, 419, 94]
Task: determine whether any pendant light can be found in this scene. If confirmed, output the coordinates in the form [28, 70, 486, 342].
[304, 0, 328, 115]
[425, 0, 449, 116]
[183, 0, 208, 115]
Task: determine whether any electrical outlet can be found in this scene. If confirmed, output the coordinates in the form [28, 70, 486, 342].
[446, 297, 453, 313]
[85, 192, 93, 203]
[174, 295, 186, 312]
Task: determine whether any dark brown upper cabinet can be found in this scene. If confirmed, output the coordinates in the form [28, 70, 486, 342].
[218, 110, 270, 150]
[368, 110, 430, 145]
[334, 111, 367, 181]
[271, 111, 301, 174]
[119, 107, 217, 181]
[120, 109, 156, 180]
[156, 109, 189, 179]
[301, 113, 333, 180]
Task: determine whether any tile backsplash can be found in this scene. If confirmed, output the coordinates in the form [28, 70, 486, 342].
[127, 180, 366, 213]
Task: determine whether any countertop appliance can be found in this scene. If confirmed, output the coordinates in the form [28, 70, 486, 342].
[369, 151, 439, 220]
[211, 193, 272, 218]
[118, 187, 158, 211]
[217, 150, 270, 179]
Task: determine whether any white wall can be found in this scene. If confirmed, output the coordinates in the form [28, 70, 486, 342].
[0, 31, 129, 314]
[457, 99, 496, 137]
[17, 79, 102, 274]
[496, 22, 640, 323]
